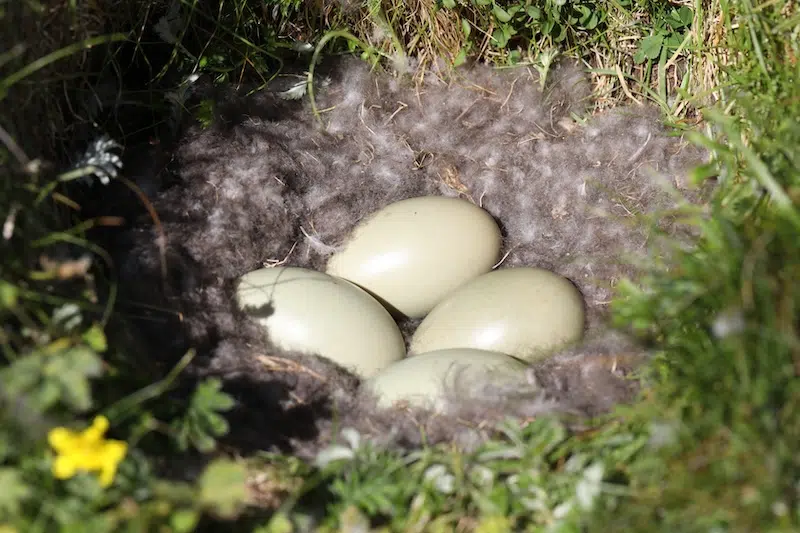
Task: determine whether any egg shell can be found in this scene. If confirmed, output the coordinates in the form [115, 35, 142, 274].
[410, 267, 585, 362]
[365, 348, 527, 410]
[236, 267, 406, 378]
[326, 196, 503, 318]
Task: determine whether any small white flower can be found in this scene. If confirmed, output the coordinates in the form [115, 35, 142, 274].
[340, 427, 361, 450]
[72, 135, 123, 186]
[314, 445, 356, 468]
[772, 500, 789, 517]
[52, 303, 83, 332]
[552, 501, 573, 519]
[314, 427, 363, 468]
[520, 486, 549, 512]
[3, 203, 19, 240]
[469, 464, 494, 487]
[423, 464, 455, 494]
[711, 308, 746, 338]
[575, 462, 604, 510]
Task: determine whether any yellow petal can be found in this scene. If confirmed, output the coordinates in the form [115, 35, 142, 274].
[73, 450, 103, 471]
[92, 416, 110, 433]
[52, 455, 79, 480]
[48, 427, 77, 451]
[81, 416, 109, 443]
[98, 441, 127, 486]
[99, 463, 118, 487]
[104, 440, 128, 460]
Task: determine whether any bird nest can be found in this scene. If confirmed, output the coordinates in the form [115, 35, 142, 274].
[102, 55, 709, 459]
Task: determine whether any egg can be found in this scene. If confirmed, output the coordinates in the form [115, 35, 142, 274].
[364, 348, 527, 410]
[326, 196, 502, 318]
[409, 267, 585, 362]
[236, 267, 405, 377]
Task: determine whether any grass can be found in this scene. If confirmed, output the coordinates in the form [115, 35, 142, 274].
[1, 0, 799, 531]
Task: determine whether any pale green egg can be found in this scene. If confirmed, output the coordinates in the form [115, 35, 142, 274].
[236, 267, 406, 378]
[365, 348, 527, 411]
[326, 196, 502, 318]
[410, 267, 585, 362]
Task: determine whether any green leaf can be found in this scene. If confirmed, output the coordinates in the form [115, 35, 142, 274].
[665, 31, 684, 51]
[257, 513, 294, 533]
[171, 378, 234, 452]
[639, 34, 664, 61]
[668, 5, 693, 29]
[198, 459, 247, 519]
[542, 18, 555, 36]
[194, 99, 215, 129]
[82, 324, 107, 352]
[0, 282, 18, 309]
[441, 0, 455, 8]
[492, 5, 512, 23]
[338, 506, 369, 530]
[549, 3, 563, 22]
[491, 27, 509, 48]
[454, 48, 468, 67]
[191, 426, 217, 453]
[576, 5, 599, 30]
[461, 17, 471, 37]
[554, 22, 567, 42]
[170, 509, 200, 533]
[42, 346, 103, 411]
[679, 6, 693, 25]
[2, 347, 102, 412]
[195, 378, 235, 412]
[36, 380, 61, 409]
[0, 431, 11, 463]
[0, 468, 32, 517]
[689, 162, 720, 185]
[474, 515, 513, 533]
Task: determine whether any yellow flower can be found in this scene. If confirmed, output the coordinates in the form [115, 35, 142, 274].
[47, 415, 128, 488]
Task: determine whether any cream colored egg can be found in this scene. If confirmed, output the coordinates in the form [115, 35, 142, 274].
[236, 267, 405, 378]
[410, 267, 585, 362]
[326, 196, 502, 318]
[365, 348, 527, 410]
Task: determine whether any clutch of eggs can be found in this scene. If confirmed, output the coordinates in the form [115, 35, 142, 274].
[236, 196, 586, 407]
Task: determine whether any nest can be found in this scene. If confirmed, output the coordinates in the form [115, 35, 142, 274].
[92, 55, 709, 459]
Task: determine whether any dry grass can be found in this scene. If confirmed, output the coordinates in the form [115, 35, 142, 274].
[305, 0, 731, 121]
[1, 0, 733, 174]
